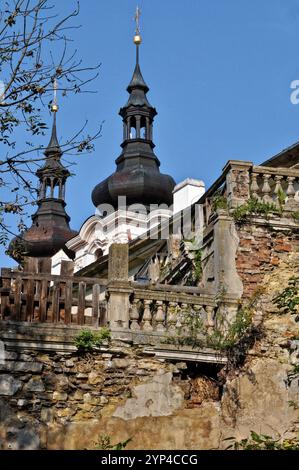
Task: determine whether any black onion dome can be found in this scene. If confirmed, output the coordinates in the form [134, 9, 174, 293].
[92, 41, 175, 210]
[9, 220, 77, 260]
[92, 165, 175, 208]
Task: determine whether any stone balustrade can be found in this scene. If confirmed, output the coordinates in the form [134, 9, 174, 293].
[129, 285, 217, 336]
[250, 166, 299, 208]
[198, 161, 299, 228]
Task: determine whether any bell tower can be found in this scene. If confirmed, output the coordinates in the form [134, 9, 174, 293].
[91, 7, 175, 210]
[9, 80, 77, 267]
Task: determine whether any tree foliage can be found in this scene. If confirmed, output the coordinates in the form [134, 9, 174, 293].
[0, 0, 101, 248]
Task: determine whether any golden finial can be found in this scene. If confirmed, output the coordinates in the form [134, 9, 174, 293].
[134, 6, 142, 45]
[51, 77, 59, 112]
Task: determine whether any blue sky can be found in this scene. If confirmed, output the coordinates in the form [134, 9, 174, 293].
[2, 0, 299, 266]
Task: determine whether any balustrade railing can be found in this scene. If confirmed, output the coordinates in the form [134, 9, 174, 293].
[250, 166, 299, 207]
[129, 284, 216, 336]
[0, 269, 107, 326]
[198, 161, 299, 229]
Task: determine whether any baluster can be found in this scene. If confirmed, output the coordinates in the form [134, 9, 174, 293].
[167, 302, 177, 333]
[40, 279, 49, 322]
[205, 305, 215, 335]
[261, 174, 272, 203]
[25, 279, 35, 322]
[193, 304, 204, 334]
[286, 176, 296, 198]
[180, 303, 190, 335]
[130, 298, 140, 330]
[91, 284, 100, 327]
[155, 300, 165, 331]
[142, 299, 153, 331]
[285, 176, 296, 209]
[250, 173, 260, 200]
[175, 304, 183, 331]
[0, 269, 12, 319]
[274, 175, 284, 207]
[13, 276, 22, 321]
[77, 282, 85, 325]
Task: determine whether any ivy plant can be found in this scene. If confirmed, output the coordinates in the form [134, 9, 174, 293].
[233, 198, 280, 222]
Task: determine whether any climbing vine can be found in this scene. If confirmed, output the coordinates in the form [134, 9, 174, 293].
[225, 431, 299, 450]
[273, 277, 299, 321]
[164, 305, 205, 349]
[211, 192, 228, 212]
[93, 435, 132, 450]
[207, 302, 254, 352]
[232, 197, 280, 222]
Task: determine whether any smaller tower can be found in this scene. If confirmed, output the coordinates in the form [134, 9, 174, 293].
[9, 80, 77, 266]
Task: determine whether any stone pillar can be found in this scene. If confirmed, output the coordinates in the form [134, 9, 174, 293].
[24, 257, 52, 274]
[107, 244, 131, 330]
[136, 115, 141, 138]
[223, 160, 252, 209]
[145, 117, 150, 139]
[60, 260, 74, 276]
[213, 211, 243, 297]
[123, 122, 127, 141]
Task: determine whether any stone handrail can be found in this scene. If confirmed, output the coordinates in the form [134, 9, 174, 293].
[197, 171, 227, 227]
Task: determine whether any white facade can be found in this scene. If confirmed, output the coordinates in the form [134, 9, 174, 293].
[173, 178, 205, 214]
[51, 178, 205, 274]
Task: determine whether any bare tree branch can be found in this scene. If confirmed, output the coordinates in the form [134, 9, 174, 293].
[0, 0, 102, 246]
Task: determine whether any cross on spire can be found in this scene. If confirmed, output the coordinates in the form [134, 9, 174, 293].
[134, 6, 141, 35]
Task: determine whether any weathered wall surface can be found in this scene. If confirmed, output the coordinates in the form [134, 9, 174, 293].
[0, 223, 298, 450]
[235, 218, 299, 297]
[0, 289, 298, 451]
[0, 343, 222, 450]
[220, 250, 299, 445]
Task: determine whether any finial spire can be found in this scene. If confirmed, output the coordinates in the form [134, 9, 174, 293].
[45, 78, 61, 157]
[51, 77, 59, 113]
[134, 5, 142, 58]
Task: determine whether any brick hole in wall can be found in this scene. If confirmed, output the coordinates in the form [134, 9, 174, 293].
[173, 362, 224, 408]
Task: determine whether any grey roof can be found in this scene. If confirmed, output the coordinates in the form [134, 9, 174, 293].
[127, 63, 149, 93]
[261, 140, 299, 168]
[44, 112, 62, 157]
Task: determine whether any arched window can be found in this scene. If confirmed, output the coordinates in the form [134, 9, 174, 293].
[140, 116, 147, 139]
[129, 116, 137, 139]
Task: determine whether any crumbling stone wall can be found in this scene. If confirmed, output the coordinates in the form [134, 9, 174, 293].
[0, 223, 298, 450]
[220, 251, 299, 445]
[235, 219, 299, 297]
[0, 301, 298, 451]
[0, 344, 222, 450]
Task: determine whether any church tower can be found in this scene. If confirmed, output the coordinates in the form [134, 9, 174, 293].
[54, 10, 178, 272]
[91, 9, 175, 210]
[9, 83, 77, 267]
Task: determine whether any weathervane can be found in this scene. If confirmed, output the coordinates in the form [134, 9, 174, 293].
[51, 77, 59, 112]
[134, 6, 142, 45]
